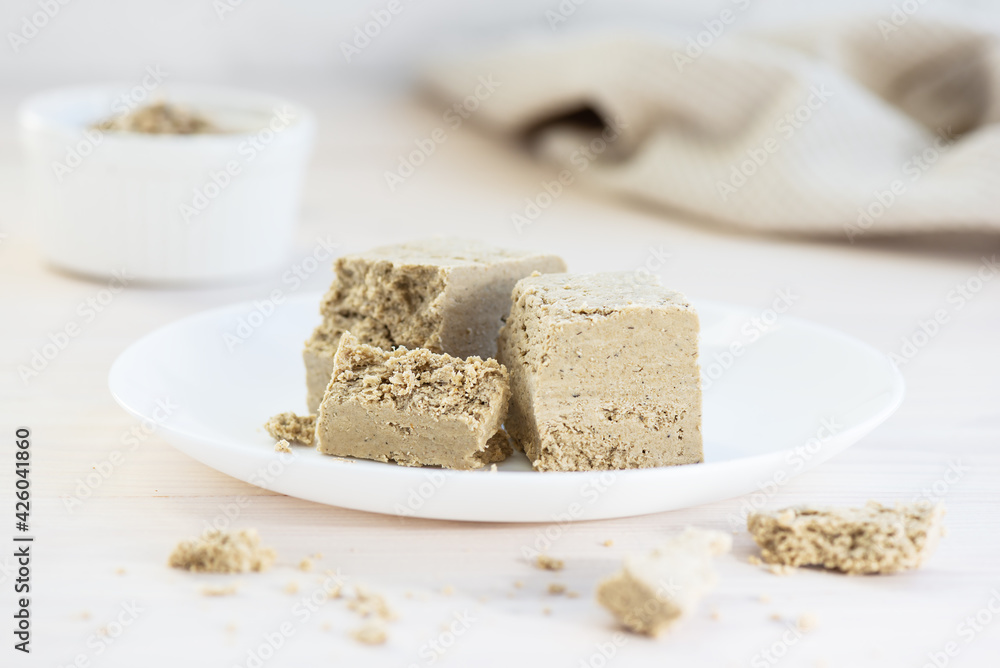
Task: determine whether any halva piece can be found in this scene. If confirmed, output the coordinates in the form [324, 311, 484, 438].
[497, 272, 702, 472]
[264, 412, 316, 445]
[303, 239, 565, 412]
[747, 501, 945, 575]
[315, 333, 511, 470]
[168, 529, 276, 574]
[597, 527, 732, 637]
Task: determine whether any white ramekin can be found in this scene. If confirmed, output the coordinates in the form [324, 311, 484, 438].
[19, 84, 316, 283]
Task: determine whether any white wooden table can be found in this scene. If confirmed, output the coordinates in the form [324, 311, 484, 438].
[2, 83, 999, 667]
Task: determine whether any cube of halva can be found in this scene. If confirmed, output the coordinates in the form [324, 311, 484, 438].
[315, 333, 512, 470]
[497, 272, 702, 472]
[597, 527, 732, 636]
[303, 239, 566, 412]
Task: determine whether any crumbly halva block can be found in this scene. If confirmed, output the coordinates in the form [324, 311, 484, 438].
[303, 239, 565, 412]
[497, 272, 702, 472]
[168, 529, 275, 574]
[747, 501, 945, 575]
[315, 333, 511, 470]
[597, 528, 732, 637]
[264, 412, 316, 445]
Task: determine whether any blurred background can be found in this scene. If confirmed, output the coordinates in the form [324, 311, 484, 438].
[1, 0, 998, 86]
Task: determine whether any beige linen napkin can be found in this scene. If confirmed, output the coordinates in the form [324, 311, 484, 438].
[424, 19, 1000, 239]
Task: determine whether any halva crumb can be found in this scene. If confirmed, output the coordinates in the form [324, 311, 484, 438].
[201, 584, 239, 597]
[168, 529, 275, 574]
[94, 101, 217, 135]
[265, 412, 317, 446]
[798, 613, 819, 632]
[351, 622, 387, 646]
[535, 554, 564, 571]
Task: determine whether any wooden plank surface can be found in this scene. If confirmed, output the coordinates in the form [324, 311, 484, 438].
[1, 85, 999, 667]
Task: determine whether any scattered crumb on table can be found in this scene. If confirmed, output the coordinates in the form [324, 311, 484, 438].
[547, 583, 566, 595]
[602, 539, 614, 547]
[284, 582, 300, 595]
[348, 586, 396, 620]
[201, 584, 239, 597]
[168, 529, 275, 574]
[275, 439, 292, 454]
[798, 613, 819, 632]
[350, 622, 387, 646]
[535, 554, 564, 571]
[299, 557, 314, 572]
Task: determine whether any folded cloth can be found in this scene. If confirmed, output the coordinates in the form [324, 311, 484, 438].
[424, 19, 1000, 239]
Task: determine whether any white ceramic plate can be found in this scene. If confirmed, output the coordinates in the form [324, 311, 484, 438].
[109, 293, 904, 522]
